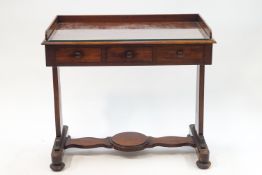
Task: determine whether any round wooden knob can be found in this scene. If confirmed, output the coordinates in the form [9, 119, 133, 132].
[176, 49, 184, 57]
[73, 51, 83, 59]
[125, 50, 134, 59]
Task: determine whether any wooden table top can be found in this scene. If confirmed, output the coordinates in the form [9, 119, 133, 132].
[43, 14, 215, 45]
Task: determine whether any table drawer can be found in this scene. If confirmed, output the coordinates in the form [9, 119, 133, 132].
[156, 46, 205, 64]
[106, 47, 153, 63]
[55, 47, 102, 64]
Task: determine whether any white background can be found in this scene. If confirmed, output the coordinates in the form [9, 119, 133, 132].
[0, 0, 262, 174]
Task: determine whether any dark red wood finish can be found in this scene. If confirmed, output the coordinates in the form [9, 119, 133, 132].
[43, 14, 215, 171]
[45, 44, 212, 66]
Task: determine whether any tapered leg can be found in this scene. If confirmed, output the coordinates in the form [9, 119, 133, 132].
[194, 65, 211, 169]
[50, 67, 65, 171]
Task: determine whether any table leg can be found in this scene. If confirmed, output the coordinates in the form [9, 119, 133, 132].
[196, 65, 205, 135]
[192, 65, 210, 169]
[52, 67, 62, 137]
[50, 67, 66, 171]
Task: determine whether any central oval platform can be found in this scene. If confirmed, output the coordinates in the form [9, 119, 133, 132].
[110, 132, 149, 151]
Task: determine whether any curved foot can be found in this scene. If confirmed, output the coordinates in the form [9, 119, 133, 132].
[50, 162, 65, 171]
[196, 160, 211, 169]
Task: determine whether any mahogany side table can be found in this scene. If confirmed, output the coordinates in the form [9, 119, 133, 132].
[42, 14, 216, 171]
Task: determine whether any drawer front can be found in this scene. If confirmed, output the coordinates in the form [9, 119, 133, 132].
[106, 47, 153, 63]
[156, 46, 205, 64]
[55, 47, 102, 64]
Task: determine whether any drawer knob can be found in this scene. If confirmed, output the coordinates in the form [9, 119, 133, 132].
[73, 51, 83, 59]
[125, 50, 134, 59]
[176, 50, 184, 57]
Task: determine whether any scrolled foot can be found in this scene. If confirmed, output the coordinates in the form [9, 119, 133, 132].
[196, 160, 211, 169]
[50, 162, 65, 171]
